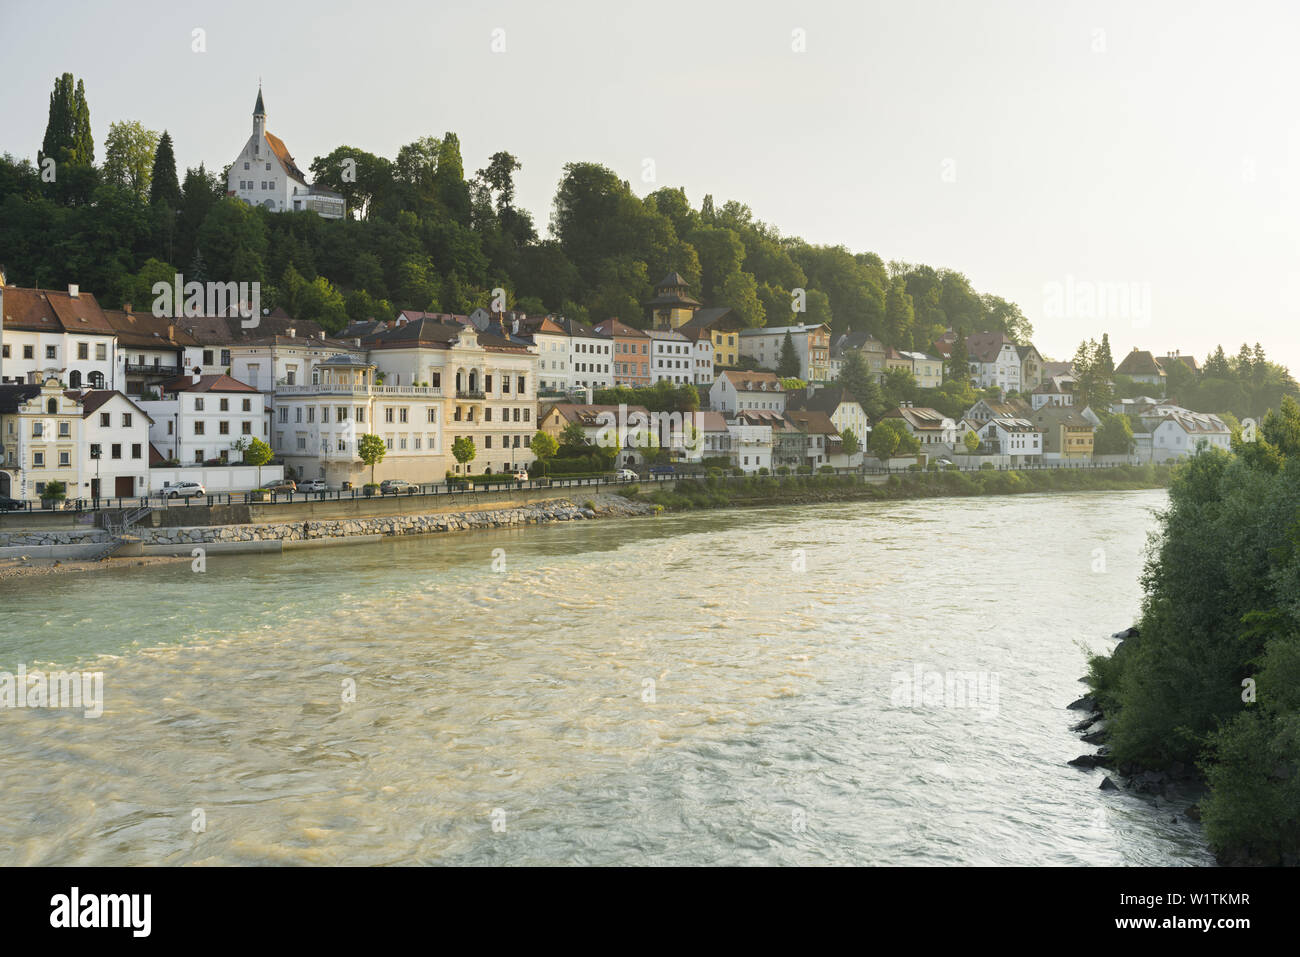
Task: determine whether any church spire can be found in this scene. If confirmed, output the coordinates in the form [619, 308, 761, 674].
[254, 85, 265, 117]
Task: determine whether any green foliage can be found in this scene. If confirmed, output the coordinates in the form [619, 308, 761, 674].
[356, 433, 387, 484]
[963, 430, 981, 453]
[777, 330, 800, 377]
[1087, 427, 1300, 863]
[451, 435, 477, 465]
[1093, 408, 1135, 455]
[242, 437, 273, 468]
[102, 120, 159, 201]
[839, 427, 861, 457]
[529, 430, 558, 463]
[835, 349, 885, 417]
[42, 480, 67, 501]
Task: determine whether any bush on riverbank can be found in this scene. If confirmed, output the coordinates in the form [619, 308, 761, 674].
[629, 464, 1172, 511]
[1086, 397, 1300, 865]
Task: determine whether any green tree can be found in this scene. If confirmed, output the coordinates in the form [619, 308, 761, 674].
[559, 421, 589, 452]
[102, 120, 160, 200]
[777, 330, 800, 377]
[529, 430, 559, 473]
[149, 131, 181, 208]
[947, 328, 970, 386]
[840, 427, 861, 457]
[39, 73, 95, 204]
[357, 433, 387, 484]
[836, 349, 885, 417]
[869, 418, 917, 462]
[242, 436, 273, 486]
[963, 429, 981, 453]
[452, 435, 477, 470]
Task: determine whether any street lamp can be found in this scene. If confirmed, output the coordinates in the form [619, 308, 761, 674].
[90, 444, 101, 508]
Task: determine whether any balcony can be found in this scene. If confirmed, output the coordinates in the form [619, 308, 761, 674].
[124, 363, 180, 377]
[456, 389, 486, 400]
[276, 383, 442, 397]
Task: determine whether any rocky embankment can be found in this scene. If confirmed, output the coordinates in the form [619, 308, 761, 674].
[1067, 625, 1208, 823]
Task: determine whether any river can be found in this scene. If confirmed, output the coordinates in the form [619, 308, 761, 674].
[0, 488, 1213, 865]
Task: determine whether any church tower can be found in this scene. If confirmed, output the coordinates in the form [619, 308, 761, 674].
[252, 87, 266, 155]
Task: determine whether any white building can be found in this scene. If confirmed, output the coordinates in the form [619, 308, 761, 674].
[646, 328, 694, 384]
[709, 370, 787, 414]
[965, 331, 1023, 392]
[978, 416, 1043, 466]
[726, 421, 773, 473]
[73, 390, 154, 499]
[519, 316, 572, 394]
[882, 404, 959, 447]
[738, 323, 832, 382]
[138, 374, 268, 466]
[1, 283, 118, 389]
[1148, 409, 1231, 462]
[226, 88, 345, 219]
[553, 318, 613, 390]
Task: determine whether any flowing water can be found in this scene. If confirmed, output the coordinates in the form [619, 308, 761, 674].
[0, 489, 1213, 865]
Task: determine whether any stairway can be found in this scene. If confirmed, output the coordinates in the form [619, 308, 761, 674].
[91, 506, 153, 562]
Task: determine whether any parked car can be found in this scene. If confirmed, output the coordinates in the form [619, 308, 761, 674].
[297, 479, 327, 493]
[614, 468, 638, 480]
[164, 481, 206, 499]
[380, 479, 415, 494]
[266, 479, 297, 493]
[511, 469, 530, 483]
[649, 465, 676, 476]
[0, 495, 24, 511]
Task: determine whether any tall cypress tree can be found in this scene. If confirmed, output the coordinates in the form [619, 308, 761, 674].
[149, 131, 182, 208]
[1098, 332, 1115, 374]
[777, 330, 800, 377]
[948, 327, 970, 385]
[39, 73, 94, 205]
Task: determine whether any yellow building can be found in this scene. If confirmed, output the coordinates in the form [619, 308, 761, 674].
[0, 378, 81, 501]
[1031, 405, 1095, 459]
[646, 273, 701, 330]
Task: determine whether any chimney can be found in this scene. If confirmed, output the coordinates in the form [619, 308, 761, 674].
[166, 324, 175, 342]
[68, 283, 79, 299]
[584, 387, 594, 405]
[318, 331, 325, 340]
[287, 328, 296, 338]
[122, 302, 132, 313]
[191, 373, 201, 385]
[353, 338, 362, 348]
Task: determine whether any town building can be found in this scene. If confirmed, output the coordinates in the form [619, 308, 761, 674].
[0, 283, 118, 389]
[1115, 349, 1167, 388]
[677, 307, 745, 370]
[738, 323, 832, 382]
[646, 273, 702, 330]
[225, 88, 345, 218]
[709, 370, 787, 414]
[593, 319, 651, 388]
[976, 417, 1043, 466]
[138, 374, 267, 466]
[646, 328, 695, 384]
[965, 331, 1023, 392]
[1029, 405, 1095, 460]
[880, 404, 958, 447]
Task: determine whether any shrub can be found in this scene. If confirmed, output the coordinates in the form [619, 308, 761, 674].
[758, 467, 770, 475]
[776, 466, 790, 475]
[818, 465, 835, 474]
[980, 461, 994, 470]
[796, 465, 812, 475]
[583, 500, 596, 511]
[927, 460, 941, 471]
[906, 463, 922, 472]
[732, 467, 744, 476]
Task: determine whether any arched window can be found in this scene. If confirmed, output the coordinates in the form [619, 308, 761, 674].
[47, 398, 58, 414]
[89, 371, 105, 389]
[69, 370, 82, 388]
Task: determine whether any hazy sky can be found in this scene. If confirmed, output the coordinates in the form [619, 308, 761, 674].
[3, 0, 1298, 368]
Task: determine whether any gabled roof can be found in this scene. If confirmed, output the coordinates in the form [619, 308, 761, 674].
[678, 307, 741, 332]
[104, 308, 200, 348]
[716, 370, 784, 393]
[65, 389, 154, 422]
[785, 409, 839, 435]
[787, 387, 862, 416]
[1115, 349, 1165, 377]
[1031, 405, 1094, 428]
[883, 406, 954, 431]
[361, 317, 531, 354]
[0, 384, 41, 413]
[541, 403, 651, 427]
[1, 285, 116, 335]
[593, 318, 650, 339]
[180, 314, 327, 345]
[966, 331, 1018, 363]
[835, 331, 887, 353]
[1157, 353, 1199, 372]
[695, 410, 729, 432]
[160, 373, 259, 394]
[263, 130, 309, 186]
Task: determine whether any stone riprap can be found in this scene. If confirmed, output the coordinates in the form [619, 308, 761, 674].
[132, 497, 656, 548]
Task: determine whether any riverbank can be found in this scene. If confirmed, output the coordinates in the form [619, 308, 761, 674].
[0, 554, 188, 582]
[627, 464, 1174, 511]
[0, 466, 1172, 580]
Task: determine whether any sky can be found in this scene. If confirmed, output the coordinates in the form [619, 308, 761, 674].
[2, 0, 1298, 368]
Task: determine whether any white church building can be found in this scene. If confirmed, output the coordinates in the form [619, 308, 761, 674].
[226, 88, 345, 219]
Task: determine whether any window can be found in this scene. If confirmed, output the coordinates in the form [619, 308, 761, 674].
[431, 373, 440, 388]
[385, 407, 394, 423]
[244, 162, 250, 170]
[399, 408, 408, 424]
[356, 408, 365, 423]
[266, 162, 271, 171]
[523, 409, 530, 422]
[297, 436, 307, 451]
[219, 421, 230, 435]
[122, 413, 132, 428]
[336, 406, 348, 420]
[167, 421, 173, 435]
[242, 398, 252, 411]
[295, 407, 302, 423]
[278, 407, 288, 423]
[23, 345, 33, 359]
[59, 451, 70, 467]
[427, 408, 436, 423]
[307, 407, 314, 423]
[242, 421, 252, 435]
[33, 450, 46, 467]
[195, 397, 205, 411]
[322, 407, 331, 423]
[203, 350, 214, 365]
[111, 443, 122, 459]
[485, 375, 493, 392]
[194, 421, 205, 435]
[78, 342, 88, 360]
[132, 443, 142, 459]
[58, 421, 70, 437]
[46, 345, 57, 359]
[485, 408, 492, 423]
[220, 398, 230, 412]
[220, 350, 231, 366]
[100, 412, 110, 427]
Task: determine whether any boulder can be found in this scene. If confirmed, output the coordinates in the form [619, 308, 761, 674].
[1069, 754, 1101, 769]
[1099, 776, 1119, 791]
[1067, 695, 1097, 712]
[1112, 626, 1140, 640]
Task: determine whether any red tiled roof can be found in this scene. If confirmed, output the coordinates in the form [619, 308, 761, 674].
[160, 373, 259, 394]
[2, 285, 116, 335]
